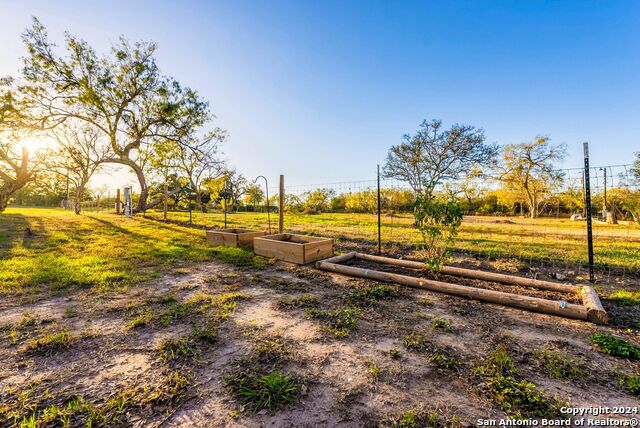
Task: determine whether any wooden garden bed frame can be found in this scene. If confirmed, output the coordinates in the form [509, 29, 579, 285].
[316, 252, 608, 324]
[206, 228, 266, 248]
[254, 233, 334, 264]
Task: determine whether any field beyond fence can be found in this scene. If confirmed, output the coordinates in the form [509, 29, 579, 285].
[142, 209, 640, 278]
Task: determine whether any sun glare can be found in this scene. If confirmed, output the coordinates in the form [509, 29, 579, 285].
[19, 136, 56, 153]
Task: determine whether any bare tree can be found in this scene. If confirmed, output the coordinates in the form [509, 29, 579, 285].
[44, 123, 110, 214]
[383, 119, 497, 196]
[499, 136, 566, 218]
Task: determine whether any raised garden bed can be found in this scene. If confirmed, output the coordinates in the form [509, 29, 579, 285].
[253, 233, 334, 264]
[206, 228, 266, 248]
[316, 252, 608, 324]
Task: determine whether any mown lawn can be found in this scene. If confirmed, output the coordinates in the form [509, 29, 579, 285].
[0, 208, 268, 296]
[144, 209, 640, 273]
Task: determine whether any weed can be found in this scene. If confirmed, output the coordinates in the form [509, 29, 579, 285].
[619, 372, 640, 397]
[157, 337, 198, 364]
[18, 313, 37, 328]
[305, 307, 359, 338]
[591, 333, 640, 359]
[367, 360, 381, 380]
[277, 294, 320, 309]
[418, 298, 434, 307]
[428, 351, 459, 370]
[190, 323, 218, 344]
[430, 317, 454, 332]
[474, 345, 564, 418]
[214, 292, 252, 319]
[25, 329, 75, 354]
[227, 368, 299, 413]
[62, 306, 76, 318]
[389, 348, 402, 359]
[145, 370, 191, 405]
[533, 348, 584, 379]
[126, 307, 154, 329]
[346, 285, 398, 306]
[403, 333, 430, 353]
[159, 302, 190, 326]
[384, 409, 460, 428]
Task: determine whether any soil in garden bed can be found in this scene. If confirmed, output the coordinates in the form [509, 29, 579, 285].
[343, 257, 583, 304]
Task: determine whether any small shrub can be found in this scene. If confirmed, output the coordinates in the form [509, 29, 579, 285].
[403, 333, 430, 353]
[533, 348, 584, 379]
[591, 333, 640, 360]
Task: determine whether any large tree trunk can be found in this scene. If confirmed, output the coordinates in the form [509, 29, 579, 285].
[103, 157, 149, 213]
[0, 190, 10, 212]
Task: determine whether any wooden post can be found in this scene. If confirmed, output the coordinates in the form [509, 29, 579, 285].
[163, 183, 168, 222]
[279, 175, 284, 233]
[116, 189, 121, 214]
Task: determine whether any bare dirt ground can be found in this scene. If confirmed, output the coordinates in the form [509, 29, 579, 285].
[1, 250, 639, 427]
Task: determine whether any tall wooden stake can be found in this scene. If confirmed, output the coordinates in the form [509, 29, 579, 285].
[279, 175, 284, 233]
[583, 142, 595, 283]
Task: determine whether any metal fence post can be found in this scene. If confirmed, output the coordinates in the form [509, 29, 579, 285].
[583, 142, 595, 283]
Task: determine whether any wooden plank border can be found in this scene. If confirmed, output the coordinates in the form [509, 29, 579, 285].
[315, 252, 607, 324]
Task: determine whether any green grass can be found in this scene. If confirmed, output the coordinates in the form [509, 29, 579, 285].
[144, 209, 640, 272]
[0, 208, 268, 296]
[620, 373, 640, 397]
[277, 294, 321, 309]
[607, 290, 640, 305]
[591, 333, 640, 359]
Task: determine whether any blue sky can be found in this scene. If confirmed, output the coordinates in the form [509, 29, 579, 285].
[1, 0, 638, 188]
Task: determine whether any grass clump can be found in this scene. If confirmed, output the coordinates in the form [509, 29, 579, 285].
[533, 348, 584, 379]
[389, 348, 402, 359]
[430, 317, 454, 332]
[227, 368, 299, 414]
[159, 302, 190, 326]
[25, 329, 75, 354]
[306, 307, 359, 338]
[403, 333, 430, 353]
[214, 292, 252, 319]
[277, 294, 320, 309]
[346, 285, 398, 306]
[474, 345, 564, 418]
[591, 332, 640, 360]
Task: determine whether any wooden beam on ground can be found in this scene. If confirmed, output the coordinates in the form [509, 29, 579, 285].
[580, 286, 608, 324]
[316, 260, 590, 322]
[315, 252, 357, 266]
[354, 253, 578, 294]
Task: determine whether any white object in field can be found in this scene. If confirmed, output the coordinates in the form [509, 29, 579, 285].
[570, 214, 583, 221]
[124, 187, 132, 218]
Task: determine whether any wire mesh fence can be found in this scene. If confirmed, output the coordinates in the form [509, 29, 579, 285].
[63, 163, 640, 280]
